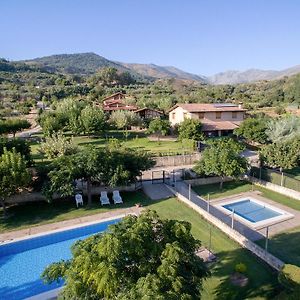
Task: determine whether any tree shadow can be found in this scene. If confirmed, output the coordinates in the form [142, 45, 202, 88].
[256, 230, 300, 267]
[211, 247, 281, 299]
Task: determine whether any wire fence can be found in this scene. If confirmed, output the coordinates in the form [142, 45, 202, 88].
[251, 167, 300, 192]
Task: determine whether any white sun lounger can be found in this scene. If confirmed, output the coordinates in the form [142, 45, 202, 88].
[100, 191, 110, 205]
[112, 190, 123, 204]
[75, 194, 83, 208]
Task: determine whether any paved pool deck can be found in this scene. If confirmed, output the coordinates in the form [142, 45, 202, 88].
[0, 206, 142, 243]
[210, 191, 300, 238]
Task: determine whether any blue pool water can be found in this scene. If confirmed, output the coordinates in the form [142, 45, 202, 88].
[0, 218, 120, 299]
[223, 199, 282, 223]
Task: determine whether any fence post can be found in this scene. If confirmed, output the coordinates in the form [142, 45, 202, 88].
[188, 184, 191, 201]
[231, 209, 235, 229]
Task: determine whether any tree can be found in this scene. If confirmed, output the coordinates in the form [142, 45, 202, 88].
[0, 118, 31, 138]
[39, 133, 78, 159]
[260, 139, 300, 171]
[266, 115, 300, 143]
[80, 105, 105, 136]
[178, 118, 204, 141]
[194, 138, 247, 189]
[42, 210, 210, 299]
[0, 138, 31, 164]
[47, 147, 154, 205]
[234, 117, 268, 144]
[109, 110, 142, 130]
[147, 118, 170, 141]
[0, 148, 31, 215]
[39, 113, 65, 136]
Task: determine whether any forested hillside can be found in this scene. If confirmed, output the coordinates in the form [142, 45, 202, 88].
[0, 57, 300, 118]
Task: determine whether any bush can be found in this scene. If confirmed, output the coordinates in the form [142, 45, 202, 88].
[178, 118, 204, 141]
[278, 264, 300, 292]
[235, 263, 247, 274]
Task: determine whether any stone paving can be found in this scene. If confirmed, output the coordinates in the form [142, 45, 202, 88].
[0, 206, 142, 243]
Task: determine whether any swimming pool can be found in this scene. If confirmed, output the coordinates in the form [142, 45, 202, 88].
[217, 197, 294, 229]
[223, 199, 281, 223]
[0, 217, 121, 300]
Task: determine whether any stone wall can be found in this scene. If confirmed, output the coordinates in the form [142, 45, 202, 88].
[154, 153, 201, 167]
[185, 176, 232, 186]
[166, 185, 284, 271]
[6, 184, 139, 204]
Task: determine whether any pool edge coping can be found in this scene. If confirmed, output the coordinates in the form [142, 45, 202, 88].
[0, 212, 135, 246]
[214, 196, 294, 230]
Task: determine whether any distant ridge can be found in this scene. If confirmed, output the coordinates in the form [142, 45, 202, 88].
[19, 52, 300, 84]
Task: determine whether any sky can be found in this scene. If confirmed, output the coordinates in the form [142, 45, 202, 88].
[1, 0, 300, 76]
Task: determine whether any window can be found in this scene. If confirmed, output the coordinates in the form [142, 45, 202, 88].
[198, 112, 204, 119]
[183, 112, 187, 119]
[216, 112, 222, 119]
[172, 112, 176, 120]
[232, 112, 237, 119]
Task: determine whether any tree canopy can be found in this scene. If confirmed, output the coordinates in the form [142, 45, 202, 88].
[178, 118, 204, 141]
[0, 148, 31, 214]
[260, 139, 300, 171]
[194, 138, 247, 188]
[234, 117, 268, 144]
[47, 146, 155, 205]
[147, 119, 170, 141]
[0, 118, 31, 137]
[42, 210, 210, 299]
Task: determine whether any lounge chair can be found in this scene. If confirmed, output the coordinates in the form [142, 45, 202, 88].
[100, 191, 110, 206]
[112, 190, 123, 204]
[75, 194, 83, 208]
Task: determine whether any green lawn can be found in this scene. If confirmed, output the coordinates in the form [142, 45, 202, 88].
[193, 180, 300, 211]
[29, 131, 194, 163]
[256, 225, 300, 267]
[284, 166, 300, 181]
[1, 192, 279, 299]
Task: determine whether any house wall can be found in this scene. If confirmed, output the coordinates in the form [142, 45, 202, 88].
[169, 107, 245, 125]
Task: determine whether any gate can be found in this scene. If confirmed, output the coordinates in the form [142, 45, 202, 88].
[151, 169, 185, 185]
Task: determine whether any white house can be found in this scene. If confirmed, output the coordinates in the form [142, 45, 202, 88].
[168, 103, 246, 137]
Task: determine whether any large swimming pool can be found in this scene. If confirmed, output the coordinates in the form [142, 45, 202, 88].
[0, 218, 120, 300]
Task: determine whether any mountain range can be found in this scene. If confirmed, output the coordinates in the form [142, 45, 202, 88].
[20, 52, 300, 85]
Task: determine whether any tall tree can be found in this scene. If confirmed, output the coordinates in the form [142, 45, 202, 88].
[80, 105, 105, 136]
[0, 148, 31, 215]
[194, 138, 247, 189]
[42, 210, 210, 299]
[0, 118, 31, 138]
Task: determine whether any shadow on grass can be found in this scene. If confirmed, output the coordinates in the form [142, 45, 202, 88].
[211, 248, 280, 300]
[0, 190, 164, 233]
[256, 230, 300, 267]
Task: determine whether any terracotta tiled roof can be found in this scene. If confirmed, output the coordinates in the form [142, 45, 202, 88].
[102, 92, 125, 101]
[103, 105, 137, 111]
[169, 103, 246, 113]
[201, 120, 241, 131]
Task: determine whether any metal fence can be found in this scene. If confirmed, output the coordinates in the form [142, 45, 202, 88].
[251, 167, 300, 192]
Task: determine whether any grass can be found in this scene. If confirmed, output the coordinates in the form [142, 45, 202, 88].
[284, 166, 300, 181]
[29, 130, 194, 163]
[0, 190, 148, 233]
[193, 180, 300, 211]
[1, 191, 279, 299]
[148, 198, 279, 300]
[256, 225, 300, 267]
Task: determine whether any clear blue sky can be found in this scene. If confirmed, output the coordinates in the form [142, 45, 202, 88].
[1, 0, 300, 75]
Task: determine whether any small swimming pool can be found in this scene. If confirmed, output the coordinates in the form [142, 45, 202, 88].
[0, 217, 121, 300]
[223, 199, 281, 223]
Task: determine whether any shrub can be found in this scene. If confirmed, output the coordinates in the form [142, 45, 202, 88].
[278, 264, 300, 292]
[178, 118, 204, 141]
[235, 263, 247, 274]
